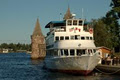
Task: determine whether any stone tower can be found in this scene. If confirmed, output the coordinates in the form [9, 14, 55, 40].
[63, 7, 72, 20]
[31, 18, 46, 59]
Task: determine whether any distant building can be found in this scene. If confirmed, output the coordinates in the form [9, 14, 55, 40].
[2, 49, 9, 53]
[0, 48, 9, 53]
[31, 18, 46, 59]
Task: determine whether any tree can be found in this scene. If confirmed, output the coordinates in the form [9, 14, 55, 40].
[0, 43, 31, 52]
[92, 19, 113, 49]
[110, 0, 120, 18]
[107, 0, 120, 52]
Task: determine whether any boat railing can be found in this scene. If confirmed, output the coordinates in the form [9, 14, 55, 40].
[54, 26, 66, 32]
[55, 29, 66, 32]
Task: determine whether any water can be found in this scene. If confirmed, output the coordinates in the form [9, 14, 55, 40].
[0, 53, 119, 80]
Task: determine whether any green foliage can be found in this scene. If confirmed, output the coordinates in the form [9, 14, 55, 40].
[0, 43, 31, 52]
[92, 0, 120, 51]
[110, 0, 120, 18]
[93, 19, 113, 49]
[93, 17, 119, 49]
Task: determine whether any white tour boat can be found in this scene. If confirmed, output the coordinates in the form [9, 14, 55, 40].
[44, 8, 101, 75]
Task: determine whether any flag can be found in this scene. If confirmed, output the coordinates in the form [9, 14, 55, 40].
[75, 27, 78, 30]
[89, 28, 93, 34]
[69, 27, 74, 32]
[78, 29, 81, 32]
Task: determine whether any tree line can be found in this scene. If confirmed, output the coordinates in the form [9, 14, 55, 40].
[93, 0, 120, 52]
[0, 43, 31, 52]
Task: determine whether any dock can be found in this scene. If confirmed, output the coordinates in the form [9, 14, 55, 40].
[95, 57, 120, 75]
[96, 64, 120, 75]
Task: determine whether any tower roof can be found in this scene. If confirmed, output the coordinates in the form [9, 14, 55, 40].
[63, 7, 72, 20]
[32, 18, 43, 36]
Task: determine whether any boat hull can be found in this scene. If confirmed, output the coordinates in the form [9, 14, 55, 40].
[45, 55, 100, 75]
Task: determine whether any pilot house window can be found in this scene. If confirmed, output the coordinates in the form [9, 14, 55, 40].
[79, 20, 83, 26]
[67, 20, 72, 25]
[73, 20, 77, 25]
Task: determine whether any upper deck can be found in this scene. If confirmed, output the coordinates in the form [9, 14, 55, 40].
[45, 8, 96, 49]
[45, 19, 93, 36]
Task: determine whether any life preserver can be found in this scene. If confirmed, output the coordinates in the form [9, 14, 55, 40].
[89, 28, 93, 34]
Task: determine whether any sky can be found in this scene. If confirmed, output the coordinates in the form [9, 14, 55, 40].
[0, 0, 111, 44]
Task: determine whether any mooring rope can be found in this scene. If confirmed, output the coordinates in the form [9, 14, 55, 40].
[95, 66, 120, 74]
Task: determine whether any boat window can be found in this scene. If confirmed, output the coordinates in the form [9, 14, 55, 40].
[77, 49, 86, 55]
[70, 49, 75, 56]
[79, 20, 83, 26]
[90, 37, 93, 40]
[81, 37, 85, 40]
[75, 35, 80, 40]
[81, 49, 86, 54]
[73, 20, 77, 25]
[64, 49, 69, 56]
[93, 49, 96, 53]
[46, 50, 50, 56]
[88, 49, 92, 54]
[60, 36, 64, 40]
[86, 37, 89, 40]
[54, 50, 58, 56]
[67, 20, 72, 26]
[60, 49, 64, 56]
[71, 36, 75, 40]
[77, 49, 81, 56]
[65, 36, 69, 40]
[55, 36, 59, 41]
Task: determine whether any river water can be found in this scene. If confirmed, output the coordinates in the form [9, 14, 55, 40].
[0, 53, 119, 80]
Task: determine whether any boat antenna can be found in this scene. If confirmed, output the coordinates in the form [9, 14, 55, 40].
[59, 13, 62, 20]
[82, 8, 84, 19]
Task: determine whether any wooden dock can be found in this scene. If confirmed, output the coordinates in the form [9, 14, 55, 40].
[96, 64, 120, 75]
[95, 56, 120, 75]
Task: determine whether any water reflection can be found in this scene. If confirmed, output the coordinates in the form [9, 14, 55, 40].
[0, 53, 119, 80]
[31, 59, 44, 65]
[43, 71, 102, 80]
[30, 59, 101, 80]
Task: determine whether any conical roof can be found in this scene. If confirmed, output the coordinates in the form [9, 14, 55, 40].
[33, 18, 43, 36]
[63, 7, 72, 20]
